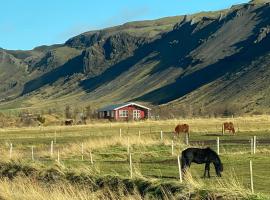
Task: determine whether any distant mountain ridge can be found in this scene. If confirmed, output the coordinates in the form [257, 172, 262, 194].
[1, 0, 270, 114]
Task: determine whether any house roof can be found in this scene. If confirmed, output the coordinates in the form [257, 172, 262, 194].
[98, 102, 151, 112]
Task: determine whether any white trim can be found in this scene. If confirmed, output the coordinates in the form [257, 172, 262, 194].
[133, 110, 141, 119]
[113, 102, 150, 111]
[119, 110, 128, 117]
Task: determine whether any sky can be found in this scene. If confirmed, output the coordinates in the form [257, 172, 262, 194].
[0, 0, 249, 50]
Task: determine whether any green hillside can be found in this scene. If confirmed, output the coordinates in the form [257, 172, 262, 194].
[1, 1, 270, 115]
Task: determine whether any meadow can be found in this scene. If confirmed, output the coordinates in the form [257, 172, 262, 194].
[0, 116, 270, 199]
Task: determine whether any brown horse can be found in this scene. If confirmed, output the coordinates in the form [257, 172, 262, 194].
[175, 124, 189, 137]
[222, 122, 235, 134]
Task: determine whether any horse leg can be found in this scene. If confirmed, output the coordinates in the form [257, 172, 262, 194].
[181, 156, 189, 169]
[207, 163, 210, 178]
[204, 163, 210, 178]
[181, 156, 191, 178]
[180, 156, 186, 172]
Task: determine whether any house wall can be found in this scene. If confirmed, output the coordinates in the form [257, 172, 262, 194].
[98, 104, 150, 121]
[116, 105, 146, 120]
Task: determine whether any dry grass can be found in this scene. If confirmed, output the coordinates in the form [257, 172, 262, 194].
[180, 170, 267, 200]
[1, 115, 270, 133]
[0, 176, 144, 200]
[0, 160, 268, 200]
[0, 116, 269, 199]
[0, 177, 91, 200]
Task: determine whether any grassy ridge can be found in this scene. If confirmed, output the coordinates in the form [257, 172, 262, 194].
[0, 161, 267, 200]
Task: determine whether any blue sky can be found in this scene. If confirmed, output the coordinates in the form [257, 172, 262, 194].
[0, 0, 249, 50]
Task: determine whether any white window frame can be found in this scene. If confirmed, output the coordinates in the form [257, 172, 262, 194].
[119, 110, 128, 117]
[133, 110, 141, 119]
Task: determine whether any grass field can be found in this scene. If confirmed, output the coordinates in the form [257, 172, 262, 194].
[0, 116, 270, 199]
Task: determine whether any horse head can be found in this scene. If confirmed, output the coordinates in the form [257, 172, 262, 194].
[214, 159, 223, 177]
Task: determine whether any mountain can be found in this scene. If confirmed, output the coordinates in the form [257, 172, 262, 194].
[1, 0, 270, 115]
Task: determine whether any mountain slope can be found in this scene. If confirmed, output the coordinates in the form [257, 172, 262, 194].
[1, 1, 270, 115]
[0, 50, 28, 101]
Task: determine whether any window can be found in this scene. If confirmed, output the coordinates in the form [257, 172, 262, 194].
[119, 110, 128, 117]
[133, 110, 141, 119]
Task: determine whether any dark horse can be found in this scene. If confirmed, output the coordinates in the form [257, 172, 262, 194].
[181, 147, 223, 178]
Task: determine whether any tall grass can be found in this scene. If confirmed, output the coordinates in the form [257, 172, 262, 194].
[0, 162, 267, 200]
[178, 170, 267, 200]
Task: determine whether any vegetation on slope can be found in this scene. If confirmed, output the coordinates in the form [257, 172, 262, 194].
[1, 1, 270, 115]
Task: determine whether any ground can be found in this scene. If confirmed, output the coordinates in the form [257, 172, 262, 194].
[0, 116, 269, 199]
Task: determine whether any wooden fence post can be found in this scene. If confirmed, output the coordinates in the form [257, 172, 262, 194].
[217, 137, 220, 155]
[250, 138, 253, 155]
[119, 128, 122, 137]
[9, 143, 13, 159]
[160, 130, 163, 140]
[90, 150, 93, 165]
[129, 153, 133, 178]
[177, 155, 183, 183]
[185, 133, 189, 145]
[81, 143, 84, 161]
[253, 136, 256, 154]
[51, 141, 54, 157]
[250, 160, 254, 194]
[31, 146, 34, 161]
[171, 140, 174, 156]
[138, 131, 141, 139]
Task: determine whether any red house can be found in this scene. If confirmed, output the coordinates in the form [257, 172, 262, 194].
[98, 102, 151, 121]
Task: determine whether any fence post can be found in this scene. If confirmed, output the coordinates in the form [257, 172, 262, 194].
[50, 141, 54, 157]
[81, 143, 84, 161]
[217, 137, 220, 155]
[177, 155, 183, 183]
[250, 138, 253, 154]
[250, 160, 254, 193]
[90, 150, 93, 165]
[129, 153, 133, 178]
[31, 146, 34, 161]
[253, 136, 256, 154]
[160, 130, 163, 140]
[171, 140, 174, 156]
[120, 128, 122, 137]
[185, 133, 189, 145]
[9, 143, 13, 159]
[138, 130, 141, 139]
